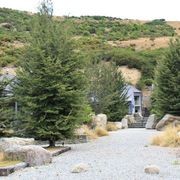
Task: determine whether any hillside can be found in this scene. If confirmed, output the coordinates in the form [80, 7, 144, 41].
[0, 8, 179, 87]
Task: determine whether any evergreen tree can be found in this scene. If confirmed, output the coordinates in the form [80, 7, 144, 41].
[152, 39, 180, 118]
[0, 75, 14, 136]
[15, 0, 88, 146]
[88, 61, 128, 121]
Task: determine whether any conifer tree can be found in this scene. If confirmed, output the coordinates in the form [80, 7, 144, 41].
[88, 61, 128, 121]
[15, 0, 88, 146]
[0, 75, 14, 136]
[152, 39, 180, 118]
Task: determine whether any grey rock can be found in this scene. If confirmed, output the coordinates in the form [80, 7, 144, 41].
[71, 163, 89, 173]
[124, 115, 136, 125]
[92, 114, 107, 129]
[144, 165, 160, 174]
[114, 122, 122, 129]
[4, 145, 52, 167]
[156, 114, 180, 131]
[145, 114, 157, 129]
[0, 137, 34, 152]
[121, 118, 128, 129]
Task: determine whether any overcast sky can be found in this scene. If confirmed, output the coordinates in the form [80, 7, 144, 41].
[0, 0, 179, 21]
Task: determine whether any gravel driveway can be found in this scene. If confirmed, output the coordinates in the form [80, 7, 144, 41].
[3, 129, 180, 180]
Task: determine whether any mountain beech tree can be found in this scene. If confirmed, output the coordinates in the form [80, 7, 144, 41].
[15, 0, 88, 147]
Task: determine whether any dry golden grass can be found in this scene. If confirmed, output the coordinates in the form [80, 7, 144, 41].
[108, 37, 173, 50]
[118, 66, 141, 85]
[167, 21, 180, 35]
[0, 152, 21, 167]
[0, 152, 4, 161]
[106, 122, 119, 131]
[83, 126, 98, 139]
[151, 126, 180, 147]
[45, 146, 64, 152]
[0, 160, 21, 167]
[95, 127, 109, 137]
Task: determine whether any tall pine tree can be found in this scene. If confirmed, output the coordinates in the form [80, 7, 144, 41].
[15, 0, 88, 146]
[152, 39, 180, 118]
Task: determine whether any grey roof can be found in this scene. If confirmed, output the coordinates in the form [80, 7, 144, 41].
[126, 85, 141, 93]
[125, 85, 141, 101]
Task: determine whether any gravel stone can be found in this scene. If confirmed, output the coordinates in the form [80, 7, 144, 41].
[3, 129, 180, 180]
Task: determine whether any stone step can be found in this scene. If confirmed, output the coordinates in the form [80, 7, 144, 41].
[129, 117, 148, 128]
[129, 122, 147, 128]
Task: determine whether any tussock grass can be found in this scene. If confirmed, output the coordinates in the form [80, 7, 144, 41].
[83, 126, 98, 139]
[0, 152, 4, 161]
[106, 122, 119, 131]
[0, 160, 21, 167]
[95, 127, 109, 137]
[0, 152, 21, 167]
[151, 126, 180, 147]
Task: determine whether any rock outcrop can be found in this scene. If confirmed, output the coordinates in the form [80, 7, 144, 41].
[156, 114, 180, 131]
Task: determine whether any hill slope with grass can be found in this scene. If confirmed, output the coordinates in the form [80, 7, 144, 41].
[0, 8, 179, 87]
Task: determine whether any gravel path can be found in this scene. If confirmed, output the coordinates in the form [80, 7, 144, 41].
[2, 129, 180, 180]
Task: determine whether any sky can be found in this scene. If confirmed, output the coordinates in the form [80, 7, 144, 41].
[0, 0, 179, 21]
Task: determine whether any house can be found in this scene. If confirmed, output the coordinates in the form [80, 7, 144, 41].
[0, 72, 17, 113]
[0, 73, 15, 96]
[126, 85, 142, 115]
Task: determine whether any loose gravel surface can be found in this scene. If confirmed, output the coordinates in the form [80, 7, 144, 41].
[2, 129, 180, 180]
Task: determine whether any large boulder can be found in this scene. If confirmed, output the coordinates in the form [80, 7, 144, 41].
[156, 114, 180, 131]
[0, 137, 35, 152]
[124, 115, 136, 125]
[114, 122, 122, 129]
[4, 145, 52, 167]
[121, 118, 128, 129]
[92, 114, 107, 129]
[145, 114, 157, 129]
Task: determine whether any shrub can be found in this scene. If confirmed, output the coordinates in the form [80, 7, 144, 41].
[106, 122, 119, 131]
[95, 127, 109, 137]
[151, 126, 180, 147]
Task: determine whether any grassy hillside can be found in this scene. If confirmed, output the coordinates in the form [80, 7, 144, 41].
[0, 8, 178, 87]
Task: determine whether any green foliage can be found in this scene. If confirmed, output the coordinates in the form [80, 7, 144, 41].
[152, 39, 180, 118]
[14, 1, 89, 146]
[0, 76, 14, 136]
[87, 61, 128, 121]
[71, 17, 175, 41]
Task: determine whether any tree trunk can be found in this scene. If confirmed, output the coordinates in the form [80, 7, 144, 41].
[49, 139, 55, 147]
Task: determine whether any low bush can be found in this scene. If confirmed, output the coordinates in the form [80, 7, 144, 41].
[151, 126, 180, 147]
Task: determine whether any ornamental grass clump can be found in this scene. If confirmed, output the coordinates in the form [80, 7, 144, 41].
[106, 122, 119, 131]
[95, 127, 109, 137]
[151, 126, 180, 147]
